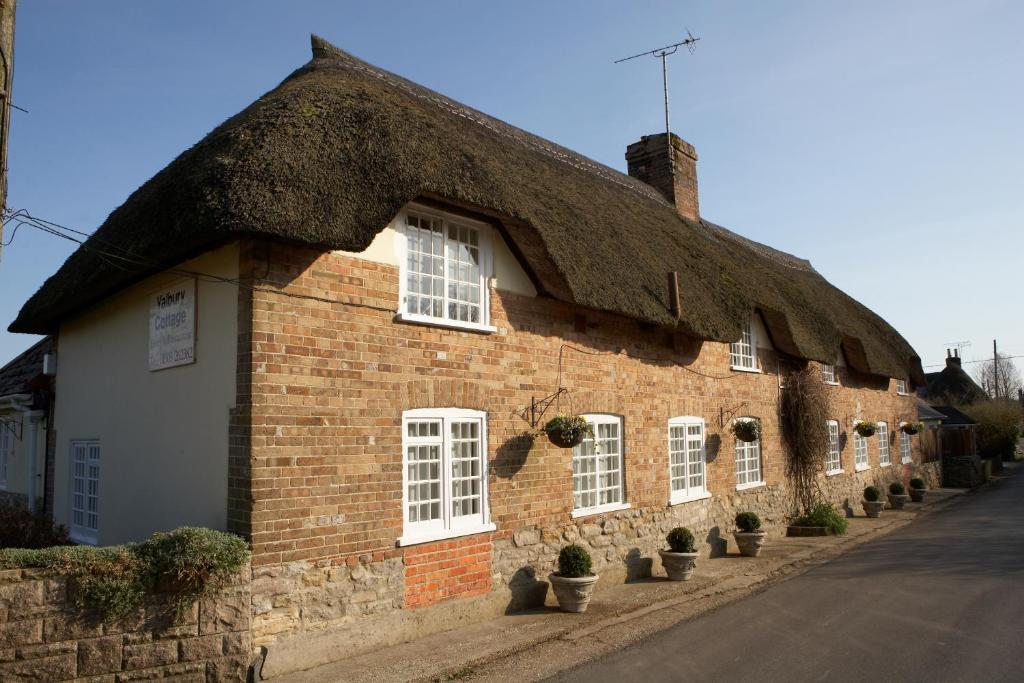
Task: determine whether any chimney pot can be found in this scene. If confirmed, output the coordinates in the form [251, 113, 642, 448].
[625, 133, 699, 221]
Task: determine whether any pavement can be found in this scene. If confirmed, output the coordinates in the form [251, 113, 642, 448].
[270, 469, 1012, 682]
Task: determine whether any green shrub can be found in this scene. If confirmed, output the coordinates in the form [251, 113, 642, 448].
[889, 482, 906, 495]
[0, 527, 249, 621]
[557, 544, 592, 578]
[666, 527, 696, 553]
[0, 502, 70, 549]
[962, 400, 1022, 459]
[909, 477, 926, 490]
[863, 486, 881, 502]
[543, 415, 593, 446]
[735, 512, 761, 533]
[793, 502, 848, 535]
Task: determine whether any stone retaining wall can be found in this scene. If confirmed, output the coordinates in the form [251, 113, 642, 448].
[0, 565, 251, 682]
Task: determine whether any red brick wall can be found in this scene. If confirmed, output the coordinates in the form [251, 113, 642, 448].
[403, 536, 493, 609]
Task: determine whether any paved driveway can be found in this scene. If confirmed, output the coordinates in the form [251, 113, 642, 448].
[556, 468, 1024, 682]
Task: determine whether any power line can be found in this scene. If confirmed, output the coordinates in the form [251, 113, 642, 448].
[923, 354, 1024, 368]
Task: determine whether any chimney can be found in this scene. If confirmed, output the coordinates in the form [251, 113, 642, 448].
[947, 349, 962, 369]
[625, 132, 699, 221]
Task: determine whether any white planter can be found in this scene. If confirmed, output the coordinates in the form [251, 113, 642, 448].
[549, 573, 598, 613]
[658, 550, 699, 581]
[733, 531, 767, 557]
[862, 500, 885, 518]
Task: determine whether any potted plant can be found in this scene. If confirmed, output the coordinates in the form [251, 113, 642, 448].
[549, 544, 598, 613]
[854, 421, 878, 438]
[862, 486, 884, 518]
[733, 512, 766, 557]
[731, 419, 761, 443]
[900, 421, 924, 435]
[909, 477, 927, 503]
[659, 527, 699, 581]
[888, 482, 910, 509]
[543, 415, 592, 449]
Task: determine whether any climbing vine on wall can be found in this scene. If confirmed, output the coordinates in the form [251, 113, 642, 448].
[779, 365, 833, 516]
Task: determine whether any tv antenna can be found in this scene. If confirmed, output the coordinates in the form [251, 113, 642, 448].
[946, 340, 971, 357]
[615, 31, 700, 145]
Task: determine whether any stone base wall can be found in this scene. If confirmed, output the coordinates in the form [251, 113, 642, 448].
[0, 566, 251, 682]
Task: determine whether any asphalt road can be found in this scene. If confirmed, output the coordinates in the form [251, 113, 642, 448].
[556, 468, 1024, 683]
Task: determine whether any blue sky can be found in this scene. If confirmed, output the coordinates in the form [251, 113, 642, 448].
[1, 0, 1021, 381]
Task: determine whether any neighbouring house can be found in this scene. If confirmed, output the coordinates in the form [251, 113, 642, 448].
[0, 336, 55, 511]
[930, 405, 982, 487]
[915, 399, 946, 464]
[7, 36, 934, 672]
[920, 349, 987, 404]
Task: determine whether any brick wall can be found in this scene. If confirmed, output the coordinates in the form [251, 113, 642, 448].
[237, 237, 932, 652]
[0, 566, 251, 682]
[404, 536, 493, 609]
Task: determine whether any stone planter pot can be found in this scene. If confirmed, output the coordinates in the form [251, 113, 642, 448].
[862, 500, 885, 518]
[658, 550, 698, 581]
[549, 573, 598, 613]
[909, 488, 926, 503]
[888, 493, 911, 510]
[733, 531, 767, 557]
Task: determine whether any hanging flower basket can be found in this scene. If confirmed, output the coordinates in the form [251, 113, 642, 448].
[731, 419, 761, 443]
[900, 421, 924, 435]
[854, 421, 878, 438]
[543, 415, 593, 449]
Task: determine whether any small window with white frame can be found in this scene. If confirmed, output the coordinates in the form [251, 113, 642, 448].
[896, 379, 907, 395]
[734, 418, 763, 489]
[825, 420, 842, 475]
[730, 318, 758, 371]
[822, 363, 837, 385]
[400, 408, 494, 545]
[853, 423, 869, 471]
[899, 428, 912, 464]
[573, 414, 628, 517]
[399, 209, 495, 333]
[0, 419, 13, 488]
[668, 417, 708, 504]
[878, 422, 891, 466]
[70, 440, 100, 544]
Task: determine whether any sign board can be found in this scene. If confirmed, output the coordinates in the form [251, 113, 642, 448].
[149, 279, 196, 371]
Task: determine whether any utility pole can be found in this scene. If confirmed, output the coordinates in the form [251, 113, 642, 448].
[0, 0, 16, 254]
[993, 339, 999, 400]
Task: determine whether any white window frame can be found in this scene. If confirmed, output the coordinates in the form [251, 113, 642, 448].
[822, 363, 838, 385]
[734, 417, 764, 490]
[399, 408, 495, 546]
[825, 420, 843, 475]
[396, 207, 497, 334]
[69, 440, 100, 545]
[878, 422, 891, 467]
[668, 416, 710, 505]
[729, 318, 760, 372]
[0, 419, 13, 488]
[899, 426, 913, 464]
[571, 414, 629, 518]
[896, 379, 908, 395]
[853, 421, 869, 472]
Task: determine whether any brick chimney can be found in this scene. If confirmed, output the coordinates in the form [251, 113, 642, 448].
[625, 132, 699, 221]
[946, 348, 962, 368]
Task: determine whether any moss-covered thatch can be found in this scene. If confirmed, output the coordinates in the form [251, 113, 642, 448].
[10, 36, 922, 382]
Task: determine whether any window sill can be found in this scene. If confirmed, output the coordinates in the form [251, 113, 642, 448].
[395, 312, 497, 334]
[69, 530, 97, 546]
[824, 381, 840, 386]
[669, 491, 712, 506]
[396, 522, 496, 547]
[879, 462, 891, 468]
[571, 502, 631, 519]
[825, 468, 844, 477]
[855, 464, 870, 472]
[901, 458, 913, 465]
[730, 365, 762, 374]
[736, 481, 765, 491]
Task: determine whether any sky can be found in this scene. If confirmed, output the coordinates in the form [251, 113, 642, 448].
[1, 0, 1021, 383]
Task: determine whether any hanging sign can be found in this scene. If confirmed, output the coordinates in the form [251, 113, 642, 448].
[149, 279, 196, 371]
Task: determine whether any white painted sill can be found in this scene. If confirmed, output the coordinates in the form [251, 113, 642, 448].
[571, 502, 631, 519]
[902, 458, 913, 465]
[394, 312, 497, 334]
[730, 365, 762, 374]
[396, 522, 496, 547]
[669, 491, 712, 507]
[824, 381, 840, 386]
[855, 464, 870, 472]
[825, 468, 844, 477]
[736, 481, 765, 492]
[69, 529, 97, 546]
[880, 462, 892, 468]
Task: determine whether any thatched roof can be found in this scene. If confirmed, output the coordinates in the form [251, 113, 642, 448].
[923, 361, 986, 404]
[9, 36, 923, 382]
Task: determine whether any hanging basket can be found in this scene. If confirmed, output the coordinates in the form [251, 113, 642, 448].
[731, 420, 761, 443]
[543, 415, 592, 449]
[854, 421, 878, 438]
[900, 421, 923, 435]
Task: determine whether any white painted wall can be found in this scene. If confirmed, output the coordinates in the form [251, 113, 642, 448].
[53, 244, 239, 545]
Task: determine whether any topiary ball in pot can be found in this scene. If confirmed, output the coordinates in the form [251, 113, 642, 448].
[863, 486, 881, 502]
[735, 512, 762, 533]
[550, 544, 597, 613]
[666, 527, 696, 553]
[889, 482, 906, 495]
[862, 486, 885, 518]
[909, 478, 926, 490]
[887, 481, 910, 510]
[909, 477, 927, 502]
[660, 527, 699, 581]
[733, 512, 766, 557]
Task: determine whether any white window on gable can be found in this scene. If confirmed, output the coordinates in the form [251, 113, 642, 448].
[399, 210, 495, 333]
[70, 440, 100, 545]
[734, 418, 763, 489]
[400, 408, 494, 546]
[572, 414, 628, 517]
[822, 363, 837, 385]
[729, 317, 758, 371]
[878, 422, 891, 466]
[825, 420, 842, 475]
[853, 424, 869, 471]
[900, 429, 912, 464]
[668, 417, 708, 504]
[0, 420, 12, 487]
[896, 379, 908, 395]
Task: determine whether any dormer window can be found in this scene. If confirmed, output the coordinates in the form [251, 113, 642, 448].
[730, 318, 759, 372]
[822, 363, 837, 385]
[398, 209, 496, 333]
[896, 379, 907, 395]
